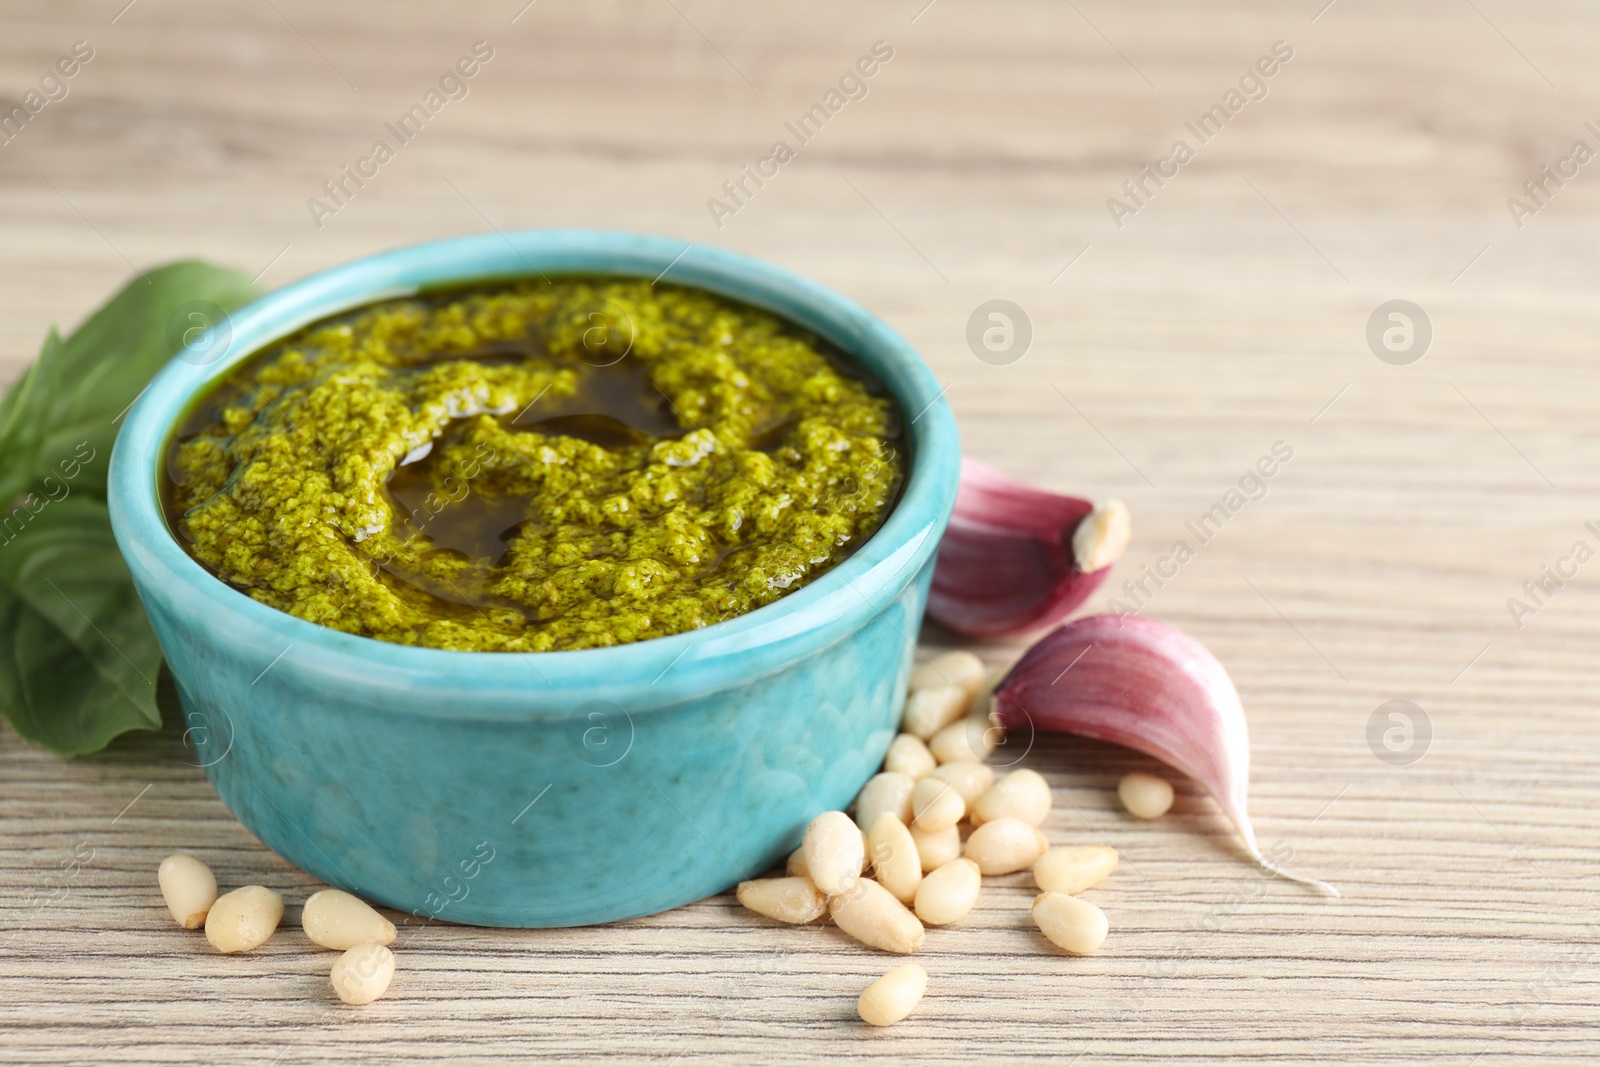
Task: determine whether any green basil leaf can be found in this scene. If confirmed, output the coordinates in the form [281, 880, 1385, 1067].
[0, 260, 260, 506]
[0, 592, 162, 757]
[0, 596, 25, 719]
[0, 353, 37, 442]
[0, 261, 261, 756]
[0, 340, 51, 510]
[156, 658, 184, 724]
[0, 497, 163, 717]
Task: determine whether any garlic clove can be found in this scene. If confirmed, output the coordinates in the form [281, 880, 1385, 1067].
[993, 613, 1337, 896]
[927, 457, 1129, 640]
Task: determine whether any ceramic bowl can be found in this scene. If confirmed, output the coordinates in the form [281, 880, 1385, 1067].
[108, 230, 960, 927]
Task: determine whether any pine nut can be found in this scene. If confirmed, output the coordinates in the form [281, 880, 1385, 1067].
[928, 759, 995, 806]
[1031, 891, 1108, 955]
[302, 889, 397, 951]
[330, 942, 396, 1005]
[969, 665, 1007, 718]
[910, 649, 985, 698]
[964, 818, 1048, 875]
[802, 811, 865, 896]
[1034, 846, 1119, 895]
[865, 814, 922, 905]
[909, 824, 962, 872]
[971, 767, 1052, 827]
[857, 962, 928, 1026]
[204, 885, 284, 953]
[902, 685, 968, 740]
[1118, 771, 1174, 819]
[157, 854, 217, 930]
[928, 716, 997, 764]
[913, 858, 981, 926]
[786, 846, 810, 879]
[883, 733, 937, 780]
[854, 772, 915, 831]
[910, 777, 965, 832]
[737, 876, 828, 924]
[828, 877, 925, 954]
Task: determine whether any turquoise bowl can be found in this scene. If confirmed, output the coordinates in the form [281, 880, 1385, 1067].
[108, 231, 960, 927]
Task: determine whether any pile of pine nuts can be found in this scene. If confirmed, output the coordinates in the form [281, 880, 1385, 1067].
[154, 651, 1176, 1023]
[736, 649, 1176, 1027]
[157, 855, 398, 1005]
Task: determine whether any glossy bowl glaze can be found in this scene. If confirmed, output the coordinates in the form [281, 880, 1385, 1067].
[108, 231, 959, 927]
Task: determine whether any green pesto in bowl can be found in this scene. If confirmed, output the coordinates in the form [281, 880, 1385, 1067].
[161, 277, 905, 652]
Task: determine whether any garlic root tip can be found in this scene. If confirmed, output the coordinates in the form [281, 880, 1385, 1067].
[1253, 851, 1340, 897]
[1071, 499, 1131, 572]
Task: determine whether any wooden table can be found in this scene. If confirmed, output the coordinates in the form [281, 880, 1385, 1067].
[3, 1, 1598, 1062]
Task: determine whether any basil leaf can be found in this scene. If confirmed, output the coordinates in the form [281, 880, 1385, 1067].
[156, 659, 184, 724]
[0, 497, 163, 716]
[0, 343, 49, 512]
[0, 261, 261, 756]
[0, 597, 25, 720]
[0, 593, 161, 757]
[0, 260, 260, 506]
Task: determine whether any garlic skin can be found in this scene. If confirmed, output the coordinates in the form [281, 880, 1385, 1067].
[992, 614, 1337, 896]
[927, 457, 1129, 640]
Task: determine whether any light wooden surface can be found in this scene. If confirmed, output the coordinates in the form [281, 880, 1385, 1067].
[3, 1, 1599, 1063]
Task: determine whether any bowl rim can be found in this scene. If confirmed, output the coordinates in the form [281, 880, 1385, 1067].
[108, 230, 960, 713]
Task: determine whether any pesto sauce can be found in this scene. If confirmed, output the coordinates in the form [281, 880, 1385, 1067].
[162, 278, 905, 652]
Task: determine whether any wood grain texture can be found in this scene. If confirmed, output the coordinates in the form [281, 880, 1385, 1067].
[2, 0, 1598, 1062]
